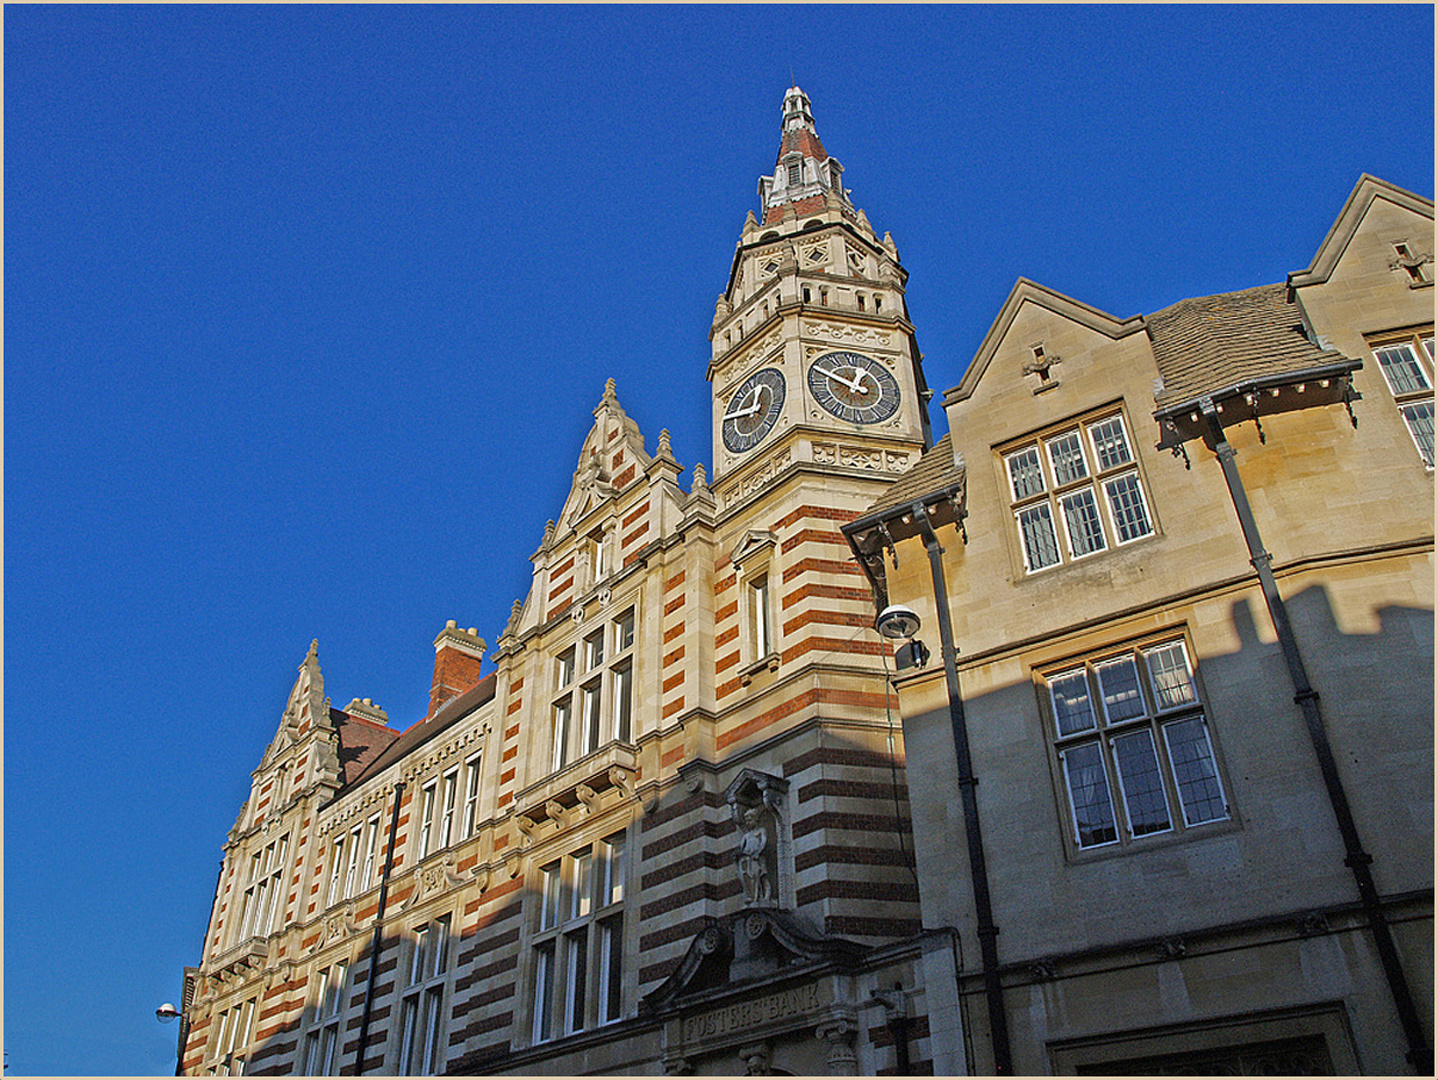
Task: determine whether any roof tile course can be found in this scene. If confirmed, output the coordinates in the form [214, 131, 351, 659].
[1147, 283, 1350, 408]
[863, 433, 965, 519]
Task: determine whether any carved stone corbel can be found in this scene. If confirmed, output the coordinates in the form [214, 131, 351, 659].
[663, 1057, 694, 1076]
[739, 1042, 772, 1076]
[575, 784, 599, 813]
[515, 816, 538, 844]
[608, 766, 631, 797]
[263, 959, 294, 990]
[545, 800, 567, 828]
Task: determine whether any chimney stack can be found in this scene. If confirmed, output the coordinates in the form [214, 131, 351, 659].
[429, 620, 486, 718]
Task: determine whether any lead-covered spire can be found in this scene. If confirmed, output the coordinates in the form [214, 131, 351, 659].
[758, 86, 853, 224]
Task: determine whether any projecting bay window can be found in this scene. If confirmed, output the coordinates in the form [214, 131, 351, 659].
[550, 609, 637, 771]
[236, 834, 288, 943]
[531, 832, 627, 1044]
[301, 961, 348, 1075]
[1043, 639, 1229, 853]
[208, 996, 257, 1075]
[1369, 328, 1434, 467]
[396, 915, 452, 1075]
[1005, 412, 1155, 573]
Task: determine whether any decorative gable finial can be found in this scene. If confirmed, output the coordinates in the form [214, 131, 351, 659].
[542, 519, 556, 549]
[602, 377, 618, 404]
[657, 428, 674, 459]
[504, 598, 524, 637]
[692, 461, 709, 491]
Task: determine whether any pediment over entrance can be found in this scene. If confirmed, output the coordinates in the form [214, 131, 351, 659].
[640, 908, 867, 1016]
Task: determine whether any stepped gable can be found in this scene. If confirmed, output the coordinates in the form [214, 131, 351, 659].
[1148, 282, 1351, 409]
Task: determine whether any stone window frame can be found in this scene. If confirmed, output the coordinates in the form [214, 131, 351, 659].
[529, 830, 628, 1045]
[732, 532, 781, 683]
[1036, 634, 1233, 858]
[1366, 324, 1435, 468]
[235, 832, 289, 945]
[550, 607, 638, 772]
[460, 750, 483, 842]
[300, 958, 349, 1075]
[206, 993, 258, 1075]
[393, 911, 455, 1075]
[328, 812, 381, 908]
[1047, 1000, 1359, 1075]
[1000, 407, 1157, 575]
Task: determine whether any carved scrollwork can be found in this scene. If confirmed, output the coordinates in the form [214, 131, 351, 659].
[607, 766, 631, 797]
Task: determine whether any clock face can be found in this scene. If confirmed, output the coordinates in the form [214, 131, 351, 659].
[722, 367, 786, 453]
[808, 351, 902, 424]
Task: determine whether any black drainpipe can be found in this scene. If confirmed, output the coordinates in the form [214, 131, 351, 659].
[1201, 403, 1429, 1075]
[354, 781, 405, 1075]
[914, 504, 1013, 1075]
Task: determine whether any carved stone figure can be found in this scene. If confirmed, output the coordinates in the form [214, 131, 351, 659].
[737, 805, 773, 903]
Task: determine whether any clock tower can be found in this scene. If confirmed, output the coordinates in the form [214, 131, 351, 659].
[708, 86, 932, 500]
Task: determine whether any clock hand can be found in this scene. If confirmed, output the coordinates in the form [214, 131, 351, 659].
[818, 366, 861, 392]
[724, 391, 764, 420]
[820, 365, 869, 394]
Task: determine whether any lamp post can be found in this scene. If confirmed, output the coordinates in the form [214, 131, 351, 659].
[155, 997, 189, 1075]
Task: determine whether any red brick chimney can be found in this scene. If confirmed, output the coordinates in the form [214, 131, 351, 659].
[429, 620, 486, 718]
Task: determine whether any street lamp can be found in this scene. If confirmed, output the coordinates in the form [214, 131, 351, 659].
[156, 970, 197, 1077]
[875, 604, 929, 669]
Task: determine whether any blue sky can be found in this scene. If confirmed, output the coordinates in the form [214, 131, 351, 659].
[5, 5, 1432, 1075]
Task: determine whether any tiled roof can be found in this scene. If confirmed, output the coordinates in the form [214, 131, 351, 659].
[863, 434, 965, 520]
[778, 126, 828, 163]
[1148, 283, 1350, 409]
[337, 672, 497, 793]
[331, 709, 399, 788]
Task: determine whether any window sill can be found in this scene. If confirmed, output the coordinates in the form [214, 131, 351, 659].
[1062, 813, 1241, 865]
[740, 652, 781, 686]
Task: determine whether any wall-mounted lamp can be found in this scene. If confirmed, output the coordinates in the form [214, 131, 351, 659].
[155, 1003, 181, 1024]
[875, 604, 929, 670]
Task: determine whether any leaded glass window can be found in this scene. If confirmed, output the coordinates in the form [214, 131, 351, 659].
[1042, 639, 1228, 851]
[1004, 412, 1155, 574]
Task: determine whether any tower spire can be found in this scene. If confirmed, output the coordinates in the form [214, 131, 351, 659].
[758, 86, 852, 224]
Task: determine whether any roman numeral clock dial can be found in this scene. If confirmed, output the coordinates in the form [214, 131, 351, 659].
[807, 351, 901, 424]
[722, 367, 786, 453]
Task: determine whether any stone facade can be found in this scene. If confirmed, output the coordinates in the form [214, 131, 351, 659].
[177, 92, 1433, 1076]
[845, 174, 1433, 1074]
[179, 88, 956, 1077]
